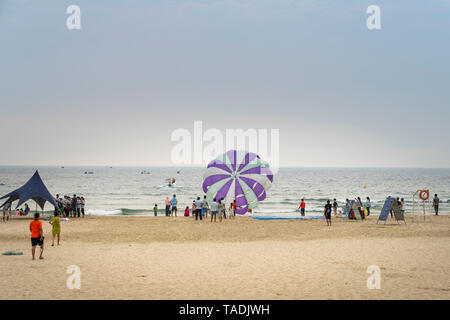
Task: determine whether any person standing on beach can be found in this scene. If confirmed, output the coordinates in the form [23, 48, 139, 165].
[49, 212, 61, 246]
[80, 197, 85, 218]
[324, 200, 332, 226]
[221, 198, 226, 219]
[194, 197, 203, 221]
[218, 199, 225, 222]
[71, 195, 77, 218]
[2, 201, 11, 222]
[24, 203, 30, 216]
[210, 198, 218, 222]
[153, 204, 158, 216]
[30, 213, 44, 260]
[232, 200, 237, 217]
[299, 199, 306, 216]
[365, 197, 371, 216]
[202, 195, 209, 218]
[171, 195, 178, 217]
[165, 197, 171, 216]
[191, 200, 196, 219]
[400, 198, 405, 218]
[356, 197, 364, 219]
[332, 199, 338, 216]
[76, 196, 82, 218]
[433, 194, 439, 215]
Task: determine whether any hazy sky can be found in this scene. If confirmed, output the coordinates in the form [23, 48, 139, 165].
[1, 0, 449, 167]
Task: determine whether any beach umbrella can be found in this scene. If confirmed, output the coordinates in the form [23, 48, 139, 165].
[202, 150, 274, 215]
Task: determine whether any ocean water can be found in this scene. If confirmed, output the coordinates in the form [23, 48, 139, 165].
[0, 167, 449, 217]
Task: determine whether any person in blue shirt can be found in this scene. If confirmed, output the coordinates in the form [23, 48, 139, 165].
[170, 195, 178, 217]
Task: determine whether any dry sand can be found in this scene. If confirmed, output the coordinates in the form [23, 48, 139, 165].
[1, 215, 449, 299]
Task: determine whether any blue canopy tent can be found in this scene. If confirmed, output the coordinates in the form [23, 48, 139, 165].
[0, 170, 58, 212]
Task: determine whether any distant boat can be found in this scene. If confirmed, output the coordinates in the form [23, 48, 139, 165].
[61, 166, 65, 169]
[177, 171, 181, 174]
[84, 171, 94, 175]
[140, 170, 151, 174]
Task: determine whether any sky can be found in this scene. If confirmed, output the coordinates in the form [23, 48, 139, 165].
[0, 0, 449, 168]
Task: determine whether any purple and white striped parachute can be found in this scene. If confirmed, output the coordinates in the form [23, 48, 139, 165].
[202, 150, 274, 215]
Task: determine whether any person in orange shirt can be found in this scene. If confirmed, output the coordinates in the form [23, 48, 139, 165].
[30, 213, 44, 260]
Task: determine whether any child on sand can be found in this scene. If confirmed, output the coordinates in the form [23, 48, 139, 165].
[184, 206, 190, 217]
[153, 204, 158, 216]
[30, 213, 44, 260]
[49, 212, 61, 246]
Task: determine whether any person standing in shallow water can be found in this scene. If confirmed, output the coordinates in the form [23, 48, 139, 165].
[324, 200, 332, 226]
[433, 194, 439, 215]
[332, 199, 338, 216]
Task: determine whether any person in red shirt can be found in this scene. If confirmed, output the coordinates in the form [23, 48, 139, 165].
[299, 199, 306, 216]
[30, 213, 44, 260]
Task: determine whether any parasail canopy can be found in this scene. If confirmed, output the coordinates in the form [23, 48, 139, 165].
[202, 150, 274, 215]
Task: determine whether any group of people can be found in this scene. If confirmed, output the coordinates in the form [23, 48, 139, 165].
[319, 193, 442, 226]
[2, 202, 31, 222]
[55, 194, 86, 218]
[154, 194, 238, 222]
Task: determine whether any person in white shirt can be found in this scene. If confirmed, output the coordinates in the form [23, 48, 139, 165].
[210, 198, 218, 222]
[194, 197, 203, 221]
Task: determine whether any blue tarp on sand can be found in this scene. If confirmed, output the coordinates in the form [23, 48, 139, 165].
[0, 170, 58, 210]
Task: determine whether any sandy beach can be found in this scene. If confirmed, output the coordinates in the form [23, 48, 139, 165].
[1, 215, 449, 300]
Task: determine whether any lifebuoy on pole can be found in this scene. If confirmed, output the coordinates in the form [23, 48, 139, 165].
[419, 190, 429, 201]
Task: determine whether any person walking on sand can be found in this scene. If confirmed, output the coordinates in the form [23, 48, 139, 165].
[30, 213, 44, 260]
[299, 199, 306, 216]
[365, 197, 371, 216]
[194, 197, 203, 221]
[324, 200, 332, 226]
[218, 199, 225, 222]
[171, 195, 178, 217]
[49, 212, 61, 246]
[332, 199, 338, 216]
[433, 194, 439, 215]
[165, 197, 171, 216]
[2, 201, 11, 222]
[210, 198, 218, 222]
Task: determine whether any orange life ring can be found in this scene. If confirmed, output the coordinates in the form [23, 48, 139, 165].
[419, 190, 429, 201]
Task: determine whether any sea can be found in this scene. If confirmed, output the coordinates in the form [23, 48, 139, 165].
[0, 167, 449, 217]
